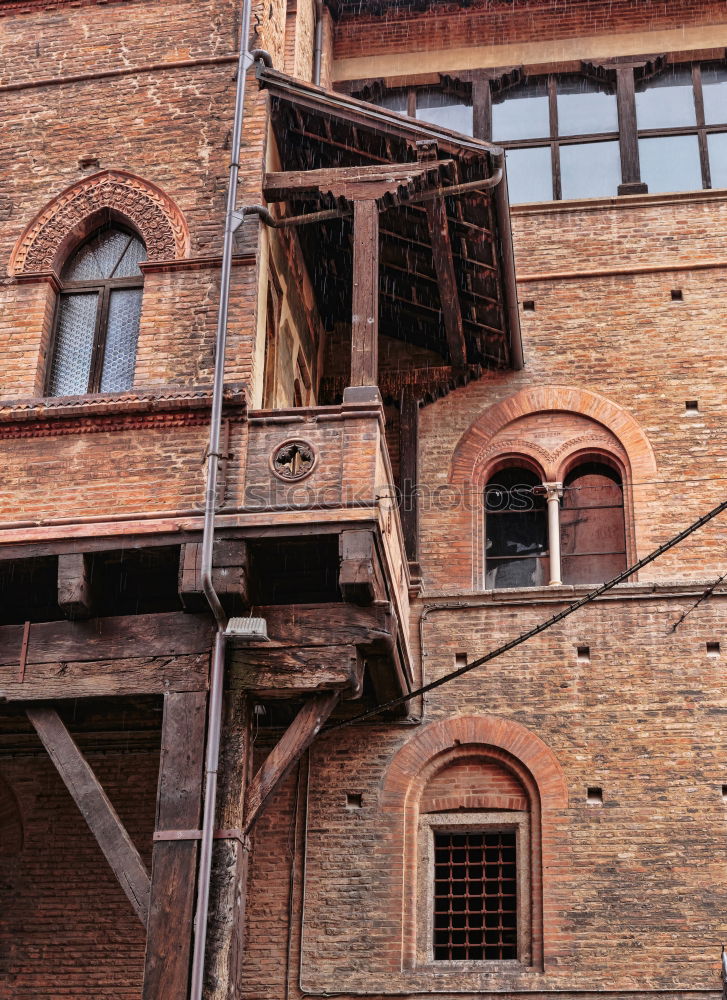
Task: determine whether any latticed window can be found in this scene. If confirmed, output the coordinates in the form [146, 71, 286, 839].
[47, 225, 146, 396]
[433, 830, 518, 961]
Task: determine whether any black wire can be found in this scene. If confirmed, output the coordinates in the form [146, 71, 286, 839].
[326, 494, 727, 732]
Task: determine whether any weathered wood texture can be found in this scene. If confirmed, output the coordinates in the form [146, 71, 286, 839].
[244, 692, 339, 833]
[204, 692, 252, 1000]
[255, 602, 396, 647]
[263, 162, 439, 201]
[399, 389, 420, 565]
[350, 199, 379, 387]
[179, 540, 250, 612]
[57, 552, 94, 620]
[425, 194, 467, 368]
[143, 691, 207, 1000]
[339, 529, 387, 604]
[230, 643, 364, 697]
[0, 612, 212, 701]
[26, 706, 151, 925]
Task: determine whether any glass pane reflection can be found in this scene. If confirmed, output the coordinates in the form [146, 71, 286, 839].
[639, 135, 702, 193]
[376, 91, 408, 114]
[707, 133, 727, 188]
[504, 146, 553, 203]
[492, 80, 550, 141]
[702, 64, 727, 125]
[416, 90, 473, 135]
[635, 67, 696, 129]
[557, 77, 618, 136]
[560, 140, 621, 199]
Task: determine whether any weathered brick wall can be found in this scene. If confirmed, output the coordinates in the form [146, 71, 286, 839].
[332, 0, 727, 63]
[0, 746, 158, 997]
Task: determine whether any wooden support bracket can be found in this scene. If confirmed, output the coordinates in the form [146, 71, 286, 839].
[26, 705, 151, 926]
[244, 691, 339, 834]
[58, 552, 94, 620]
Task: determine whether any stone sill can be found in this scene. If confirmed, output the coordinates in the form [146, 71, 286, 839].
[511, 185, 727, 217]
[420, 580, 727, 606]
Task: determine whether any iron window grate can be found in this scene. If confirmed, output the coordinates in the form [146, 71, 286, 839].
[433, 830, 517, 961]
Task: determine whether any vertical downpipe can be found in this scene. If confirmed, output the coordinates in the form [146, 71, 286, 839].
[189, 0, 255, 995]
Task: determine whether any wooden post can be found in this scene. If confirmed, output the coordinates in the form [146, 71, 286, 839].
[399, 388, 420, 567]
[616, 65, 648, 195]
[26, 705, 150, 925]
[204, 692, 252, 1000]
[142, 690, 207, 1000]
[350, 198, 379, 387]
[58, 552, 94, 619]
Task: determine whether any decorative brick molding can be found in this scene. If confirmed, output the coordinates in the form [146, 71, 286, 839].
[381, 715, 568, 972]
[8, 170, 190, 277]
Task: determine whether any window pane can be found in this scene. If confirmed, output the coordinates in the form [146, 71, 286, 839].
[375, 91, 408, 114]
[48, 293, 98, 395]
[708, 132, 727, 188]
[492, 79, 550, 141]
[486, 468, 548, 588]
[702, 64, 727, 124]
[560, 140, 621, 199]
[113, 234, 146, 278]
[100, 288, 142, 392]
[635, 66, 696, 129]
[639, 135, 703, 193]
[557, 76, 618, 136]
[416, 90, 473, 135]
[504, 146, 553, 203]
[63, 228, 137, 281]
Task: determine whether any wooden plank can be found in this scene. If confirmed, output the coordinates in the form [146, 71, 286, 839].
[230, 643, 364, 697]
[256, 602, 395, 647]
[178, 540, 250, 612]
[143, 691, 207, 1000]
[1, 652, 209, 702]
[0, 611, 214, 667]
[424, 193, 467, 368]
[57, 552, 94, 620]
[350, 199, 379, 387]
[399, 388, 420, 565]
[263, 162, 439, 201]
[244, 692, 339, 833]
[26, 706, 151, 925]
[339, 529, 387, 605]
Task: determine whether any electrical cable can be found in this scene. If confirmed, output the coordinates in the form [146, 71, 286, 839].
[669, 570, 727, 632]
[326, 494, 727, 732]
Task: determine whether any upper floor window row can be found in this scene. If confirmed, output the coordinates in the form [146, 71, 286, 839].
[366, 60, 727, 204]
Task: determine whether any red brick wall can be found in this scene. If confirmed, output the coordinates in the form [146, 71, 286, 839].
[420, 757, 529, 813]
[0, 747, 158, 997]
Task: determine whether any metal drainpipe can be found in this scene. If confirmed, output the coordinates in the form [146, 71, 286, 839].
[189, 3, 269, 997]
[313, 0, 324, 86]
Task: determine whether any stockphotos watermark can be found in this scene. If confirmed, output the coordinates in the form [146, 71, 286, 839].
[242, 481, 539, 512]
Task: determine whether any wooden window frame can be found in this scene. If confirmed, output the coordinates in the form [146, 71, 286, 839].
[46, 227, 144, 396]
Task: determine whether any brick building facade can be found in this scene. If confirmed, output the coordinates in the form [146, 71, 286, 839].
[1, 0, 726, 998]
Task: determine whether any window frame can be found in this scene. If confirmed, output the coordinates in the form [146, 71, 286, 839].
[417, 811, 532, 968]
[46, 225, 145, 397]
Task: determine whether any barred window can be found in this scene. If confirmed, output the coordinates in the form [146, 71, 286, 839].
[47, 225, 146, 396]
[433, 830, 517, 961]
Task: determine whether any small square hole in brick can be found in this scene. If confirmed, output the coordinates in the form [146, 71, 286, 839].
[522, 300, 535, 312]
[346, 793, 363, 809]
[576, 645, 590, 662]
[685, 400, 699, 412]
[707, 641, 721, 657]
[454, 652, 468, 668]
[587, 787, 603, 805]
[722, 785, 727, 802]
[671, 289, 683, 301]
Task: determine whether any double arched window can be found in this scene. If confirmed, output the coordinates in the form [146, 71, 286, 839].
[47, 225, 146, 396]
[485, 459, 627, 588]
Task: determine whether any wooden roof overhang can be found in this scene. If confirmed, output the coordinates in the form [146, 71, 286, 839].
[257, 67, 523, 402]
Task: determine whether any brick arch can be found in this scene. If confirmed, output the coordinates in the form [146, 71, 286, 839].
[9, 170, 190, 276]
[0, 772, 23, 857]
[450, 385, 657, 488]
[380, 715, 568, 970]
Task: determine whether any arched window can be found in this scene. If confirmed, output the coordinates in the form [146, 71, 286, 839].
[47, 225, 146, 396]
[561, 460, 627, 584]
[485, 466, 548, 589]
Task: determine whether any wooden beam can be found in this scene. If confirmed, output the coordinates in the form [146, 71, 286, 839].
[143, 691, 207, 1000]
[425, 193, 467, 368]
[26, 705, 151, 925]
[399, 388, 420, 567]
[57, 552, 94, 620]
[255, 602, 395, 647]
[263, 161, 447, 201]
[244, 692, 339, 833]
[350, 199, 379, 387]
[338, 529, 387, 605]
[178, 540, 250, 612]
[230, 643, 364, 698]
